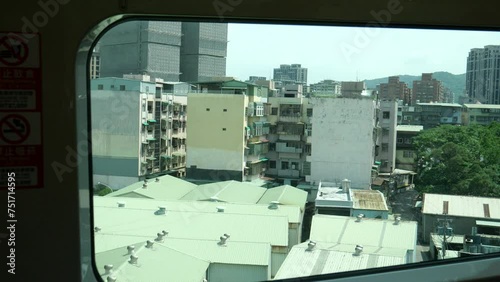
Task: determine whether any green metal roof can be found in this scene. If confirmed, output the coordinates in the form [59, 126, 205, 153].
[180, 180, 267, 204]
[257, 185, 308, 211]
[146, 156, 156, 161]
[146, 137, 156, 141]
[96, 241, 209, 282]
[94, 234, 271, 266]
[148, 119, 157, 123]
[142, 122, 149, 126]
[309, 215, 417, 251]
[105, 175, 196, 200]
[274, 241, 406, 280]
[93, 205, 289, 247]
[94, 196, 301, 223]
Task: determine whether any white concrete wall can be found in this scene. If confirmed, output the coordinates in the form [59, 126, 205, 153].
[377, 101, 398, 172]
[309, 97, 376, 189]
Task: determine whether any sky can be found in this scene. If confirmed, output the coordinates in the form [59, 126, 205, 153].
[226, 23, 500, 84]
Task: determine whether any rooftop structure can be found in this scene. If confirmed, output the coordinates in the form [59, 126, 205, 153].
[422, 194, 500, 219]
[105, 174, 196, 200]
[180, 180, 267, 203]
[396, 125, 424, 133]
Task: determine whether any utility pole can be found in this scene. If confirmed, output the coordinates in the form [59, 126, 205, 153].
[437, 214, 453, 259]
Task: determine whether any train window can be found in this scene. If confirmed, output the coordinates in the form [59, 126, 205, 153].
[85, 19, 500, 282]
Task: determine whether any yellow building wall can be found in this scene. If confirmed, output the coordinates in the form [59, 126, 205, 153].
[186, 93, 246, 171]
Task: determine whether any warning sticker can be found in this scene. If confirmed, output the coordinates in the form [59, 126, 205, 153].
[0, 32, 42, 189]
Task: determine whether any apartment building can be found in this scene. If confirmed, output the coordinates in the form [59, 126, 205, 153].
[265, 85, 312, 185]
[273, 64, 308, 86]
[310, 79, 341, 95]
[378, 76, 412, 105]
[186, 79, 270, 182]
[376, 100, 398, 173]
[466, 45, 500, 105]
[412, 73, 444, 104]
[90, 75, 188, 189]
[395, 125, 423, 171]
[463, 104, 500, 125]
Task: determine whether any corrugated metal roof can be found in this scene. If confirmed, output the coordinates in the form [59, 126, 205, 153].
[106, 175, 196, 200]
[422, 193, 500, 219]
[396, 125, 424, 132]
[95, 241, 210, 282]
[95, 234, 271, 266]
[93, 196, 301, 223]
[93, 205, 289, 247]
[257, 185, 308, 210]
[351, 190, 388, 211]
[309, 215, 417, 251]
[180, 180, 266, 203]
[274, 241, 406, 279]
[464, 104, 500, 109]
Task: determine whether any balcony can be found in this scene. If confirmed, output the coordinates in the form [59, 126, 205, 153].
[278, 115, 302, 123]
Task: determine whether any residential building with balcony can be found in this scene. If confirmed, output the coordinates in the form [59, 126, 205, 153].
[417, 102, 463, 129]
[463, 104, 500, 125]
[90, 75, 188, 189]
[185, 79, 270, 182]
[265, 94, 312, 186]
[310, 79, 341, 95]
[395, 125, 423, 172]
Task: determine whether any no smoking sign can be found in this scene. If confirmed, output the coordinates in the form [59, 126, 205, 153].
[0, 114, 31, 144]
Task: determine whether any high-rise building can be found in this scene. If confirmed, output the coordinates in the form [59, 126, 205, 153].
[412, 73, 444, 104]
[98, 21, 228, 82]
[180, 22, 228, 82]
[273, 64, 308, 86]
[90, 74, 188, 189]
[99, 21, 183, 81]
[466, 45, 500, 104]
[378, 76, 411, 105]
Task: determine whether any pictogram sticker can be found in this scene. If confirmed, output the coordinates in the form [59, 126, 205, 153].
[0, 114, 30, 145]
[0, 34, 29, 67]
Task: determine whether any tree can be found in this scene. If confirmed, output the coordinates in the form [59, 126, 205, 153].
[413, 123, 500, 197]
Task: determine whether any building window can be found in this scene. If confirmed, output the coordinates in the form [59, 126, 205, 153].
[97, 84, 103, 90]
[269, 143, 276, 151]
[405, 138, 412, 144]
[383, 111, 390, 119]
[110, 85, 115, 89]
[269, 160, 276, 169]
[222, 128, 226, 131]
[223, 109, 227, 112]
[281, 161, 289, 170]
[307, 108, 313, 117]
[206, 108, 210, 111]
[119, 85, 126, 91]
[148, 101, 153, 113]
[403, 150, 414, 158]
[271, 107, 278, 115]
[291, 162, 299, 170]
[382, 129, 389, 136]
[382, 143, 388, 152]
[397, 138, 403, 144]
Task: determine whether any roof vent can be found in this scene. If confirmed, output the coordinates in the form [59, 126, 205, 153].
[306, 240, 316, 251]
[356, 214, 364, 222]
[269, 201, 280, 210]
[127, 245, 135, 255]
[162, 230, 169, 236]
[394, 216, 401, 225]
[104, 264, 113, 275]
[342, 179, 351, 193]
[217, 206, 225, 212]
[218, 234, 229, 246]
[129, 254, 139, 264]
[107, 276, 117, 282]
[155, 206, 166, 215]
[117, 202, 125, 208]
[142, 183, 148, 189]
[210, 196, 219, 202]
[146, 240, 154, 248]
[155, 177, 160, 182]
[354, 245, 363, 256]
[155, 232, 165, 242]
[94, 227, 101, 232]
